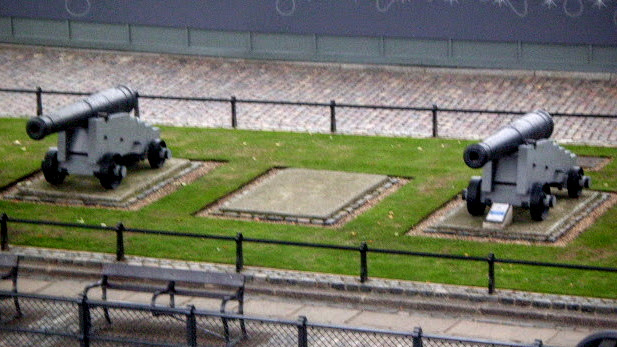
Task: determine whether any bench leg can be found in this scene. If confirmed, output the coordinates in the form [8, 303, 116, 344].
[13, 296, 21, 318]
[102, 286, 111, 324]
[238, 297, 246, 337]
[12, 276, 21, 319]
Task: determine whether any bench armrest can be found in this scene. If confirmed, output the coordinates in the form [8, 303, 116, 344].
[151, 281, 175, 308]
[82, 279, 104, 297]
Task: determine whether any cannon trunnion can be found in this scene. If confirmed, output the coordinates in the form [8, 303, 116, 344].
[27, 86, 171, 189]
[462, 110, 590, 221]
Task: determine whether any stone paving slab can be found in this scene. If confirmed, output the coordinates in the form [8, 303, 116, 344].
[347, 311, 457, 333]
[0, 44, 615, 146]
[220, 168, 389, 219]
[445, 320, 561, 344]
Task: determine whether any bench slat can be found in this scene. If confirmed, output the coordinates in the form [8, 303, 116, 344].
[102, 263, 244, 287]
[0, 254, 18, 268]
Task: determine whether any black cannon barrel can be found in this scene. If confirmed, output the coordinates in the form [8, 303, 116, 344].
[26, 85, 138, 140]
[463, 110, 554, 169]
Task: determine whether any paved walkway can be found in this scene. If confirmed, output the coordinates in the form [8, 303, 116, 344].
[0, 44, 616, 145]
[3, 246, 615, 347]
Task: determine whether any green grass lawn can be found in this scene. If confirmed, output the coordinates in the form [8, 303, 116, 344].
[1, 118, 616, 298]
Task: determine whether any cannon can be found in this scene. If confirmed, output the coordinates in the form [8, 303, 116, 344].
[462, 110, 590, 221]
[26, 86, 171, 189]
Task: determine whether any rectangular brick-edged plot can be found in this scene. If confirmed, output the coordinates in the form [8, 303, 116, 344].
[220, 168, 389, 220]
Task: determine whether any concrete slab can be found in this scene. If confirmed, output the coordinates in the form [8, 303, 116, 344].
[33, 279, 90, 297]
[294, 304, 360, 324]
[347, 311, 458, 333]
[221, 168, 389, 219]
[242, 299, 302, 318]
[547, 329, 596, 347]
[446, 320, 558, 344]
[1, 278, 50, 293]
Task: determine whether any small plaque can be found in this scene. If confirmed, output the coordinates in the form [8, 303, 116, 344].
[483, 203, 513, 230]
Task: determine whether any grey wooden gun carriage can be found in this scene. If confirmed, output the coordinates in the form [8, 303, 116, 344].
[462, 110, 591, 221]
[26, 86, 171, 189]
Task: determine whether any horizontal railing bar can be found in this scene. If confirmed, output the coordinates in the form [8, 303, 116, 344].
[1, 87, 614, 119]
[369, 247, 487, 261]
[307, 321, 414, 337]
[88, 335, 184, 347]
[138, 93, 229, 103]
[0, 290, 80, 303]
[242, 236, 360, 251]
[496, 258, 617, 272]
[4, 215, 617, 274]
[0, 326, 81, 339]
[124, 226, 236, 241]
[422, 331, 539, 347]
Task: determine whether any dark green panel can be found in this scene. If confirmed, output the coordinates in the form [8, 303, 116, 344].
[189, 29, 248, 50]
[252, 33, 314, 54]
[592, 46, 617, 66]
[384, 38, 448, 59]
[70, 22, 129, 44]
[453, 40, 518, 60]
[130, 25, 187, 47]
[0, 17, 11, 36]
[317, 36, 381, 56]
[522, 43, 588, 63]
[13, 18, 68, 40]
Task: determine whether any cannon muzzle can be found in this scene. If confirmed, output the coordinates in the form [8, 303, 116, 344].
[26, 85, 138, 140]
[463, 110, 554, 169]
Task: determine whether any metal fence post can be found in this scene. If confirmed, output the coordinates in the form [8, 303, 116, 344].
[36, 87, 43, 116]
[360, 242, 368, 283]
[412, 327, 423, 347]
[116, 222, 125, 261]
[431, 104, 438, 138]
[297, 315, 308, 347]
[78, 295, 91, 347]
[488, 253, 496, 294]
[231, 96, 238, 129]
[235, 232, 244, 273]
[1, 213, 8, 251]
[186, 305, 197, 347]
[330, 100, 337, 133]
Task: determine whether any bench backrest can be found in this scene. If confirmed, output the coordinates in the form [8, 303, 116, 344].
[102, 263, 244, 288]
[0, 254, 18, 269]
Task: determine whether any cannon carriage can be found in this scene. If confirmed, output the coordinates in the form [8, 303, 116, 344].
[26, 86, 171, 189]
[462, 110, 590, 221]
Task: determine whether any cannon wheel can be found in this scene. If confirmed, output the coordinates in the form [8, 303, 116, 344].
[148, 139, 170, 169]
[529, 183, 550, 221]
[567, 166, 584, 198]
[42, 149, 67, 185]
[97, 153, 127, 190]
[466, 177, 486, 216]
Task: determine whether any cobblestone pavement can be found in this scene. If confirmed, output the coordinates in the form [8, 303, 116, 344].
[0, 44, 616, 145]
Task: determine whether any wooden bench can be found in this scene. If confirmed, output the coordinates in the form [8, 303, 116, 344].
[83, 263, 246, 345]
[0, 254, 21, 319]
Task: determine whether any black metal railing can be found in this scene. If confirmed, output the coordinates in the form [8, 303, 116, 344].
[2, 213, 616, 295]
[0, 291, 546, 347]
[1, 87, 615, 138]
